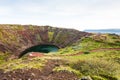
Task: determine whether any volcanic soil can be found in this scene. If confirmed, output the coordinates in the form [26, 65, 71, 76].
[0, 59, 79, 80]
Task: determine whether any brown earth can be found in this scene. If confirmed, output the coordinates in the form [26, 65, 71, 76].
[0, 59, 79, 80]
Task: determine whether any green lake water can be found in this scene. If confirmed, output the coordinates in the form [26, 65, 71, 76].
[19, 45, 59, 57]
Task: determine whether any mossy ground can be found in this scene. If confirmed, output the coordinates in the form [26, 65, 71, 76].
[0, 57, 46, 72]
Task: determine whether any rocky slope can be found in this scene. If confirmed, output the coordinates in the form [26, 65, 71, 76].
[0, 59, 79, 80]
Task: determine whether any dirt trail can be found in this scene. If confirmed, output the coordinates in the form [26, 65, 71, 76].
[0, 59, 79, 80]
[68, 48, 120, 56]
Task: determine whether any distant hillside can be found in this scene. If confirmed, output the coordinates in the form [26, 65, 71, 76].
[85, 29, 120, 35]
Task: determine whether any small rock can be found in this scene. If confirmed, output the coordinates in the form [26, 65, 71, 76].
[28, 78, 31, 80]
[31, 73, 35, 76]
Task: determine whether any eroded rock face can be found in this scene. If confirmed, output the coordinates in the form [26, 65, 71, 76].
[0, 24, 91, 57]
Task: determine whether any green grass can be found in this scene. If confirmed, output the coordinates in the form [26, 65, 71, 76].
[63, 50, 120, 63]
[53, 66, 82, 77]
[61, 50, 120, 79]
[0, 52, 10, 64]
[55, 34, 120, 55]
[48, 31, 54, 42]
[56, 46, 76, 55]
[78, 37, 120, 51]
[70, 59, 120, 75]
[0, 57, 46, 72]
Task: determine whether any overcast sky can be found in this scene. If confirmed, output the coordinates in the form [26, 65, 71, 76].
[0, 0, 120, 30]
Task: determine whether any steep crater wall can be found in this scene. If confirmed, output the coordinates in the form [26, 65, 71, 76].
[0, 24, 91, 57]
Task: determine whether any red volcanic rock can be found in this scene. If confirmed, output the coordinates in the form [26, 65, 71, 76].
[28, 52, 44, 58]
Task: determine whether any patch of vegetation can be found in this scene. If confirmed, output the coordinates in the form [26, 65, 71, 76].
[63, 50, 120, 79]
[48, 31, 54, 42]
[0, 52, 10, 64]
[54, 31, 69, 44]
[100, 74, 118, 80]
[0, 27, 19, 46]
[70, 59, 120, 76]
[36, 34, 42, 42]
[80, 37, 119, 51]
[57, 46, 75, 55]
[0, 57, 46, 72]
[91, 75, 107, 80]
[84, 51, 90, 54]
[56, 34, 120, 55]
[93, 50, 120, 64]
[53, 66, 82, 77]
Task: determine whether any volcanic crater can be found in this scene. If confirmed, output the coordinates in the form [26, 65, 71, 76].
[0, 24, 91, 58]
